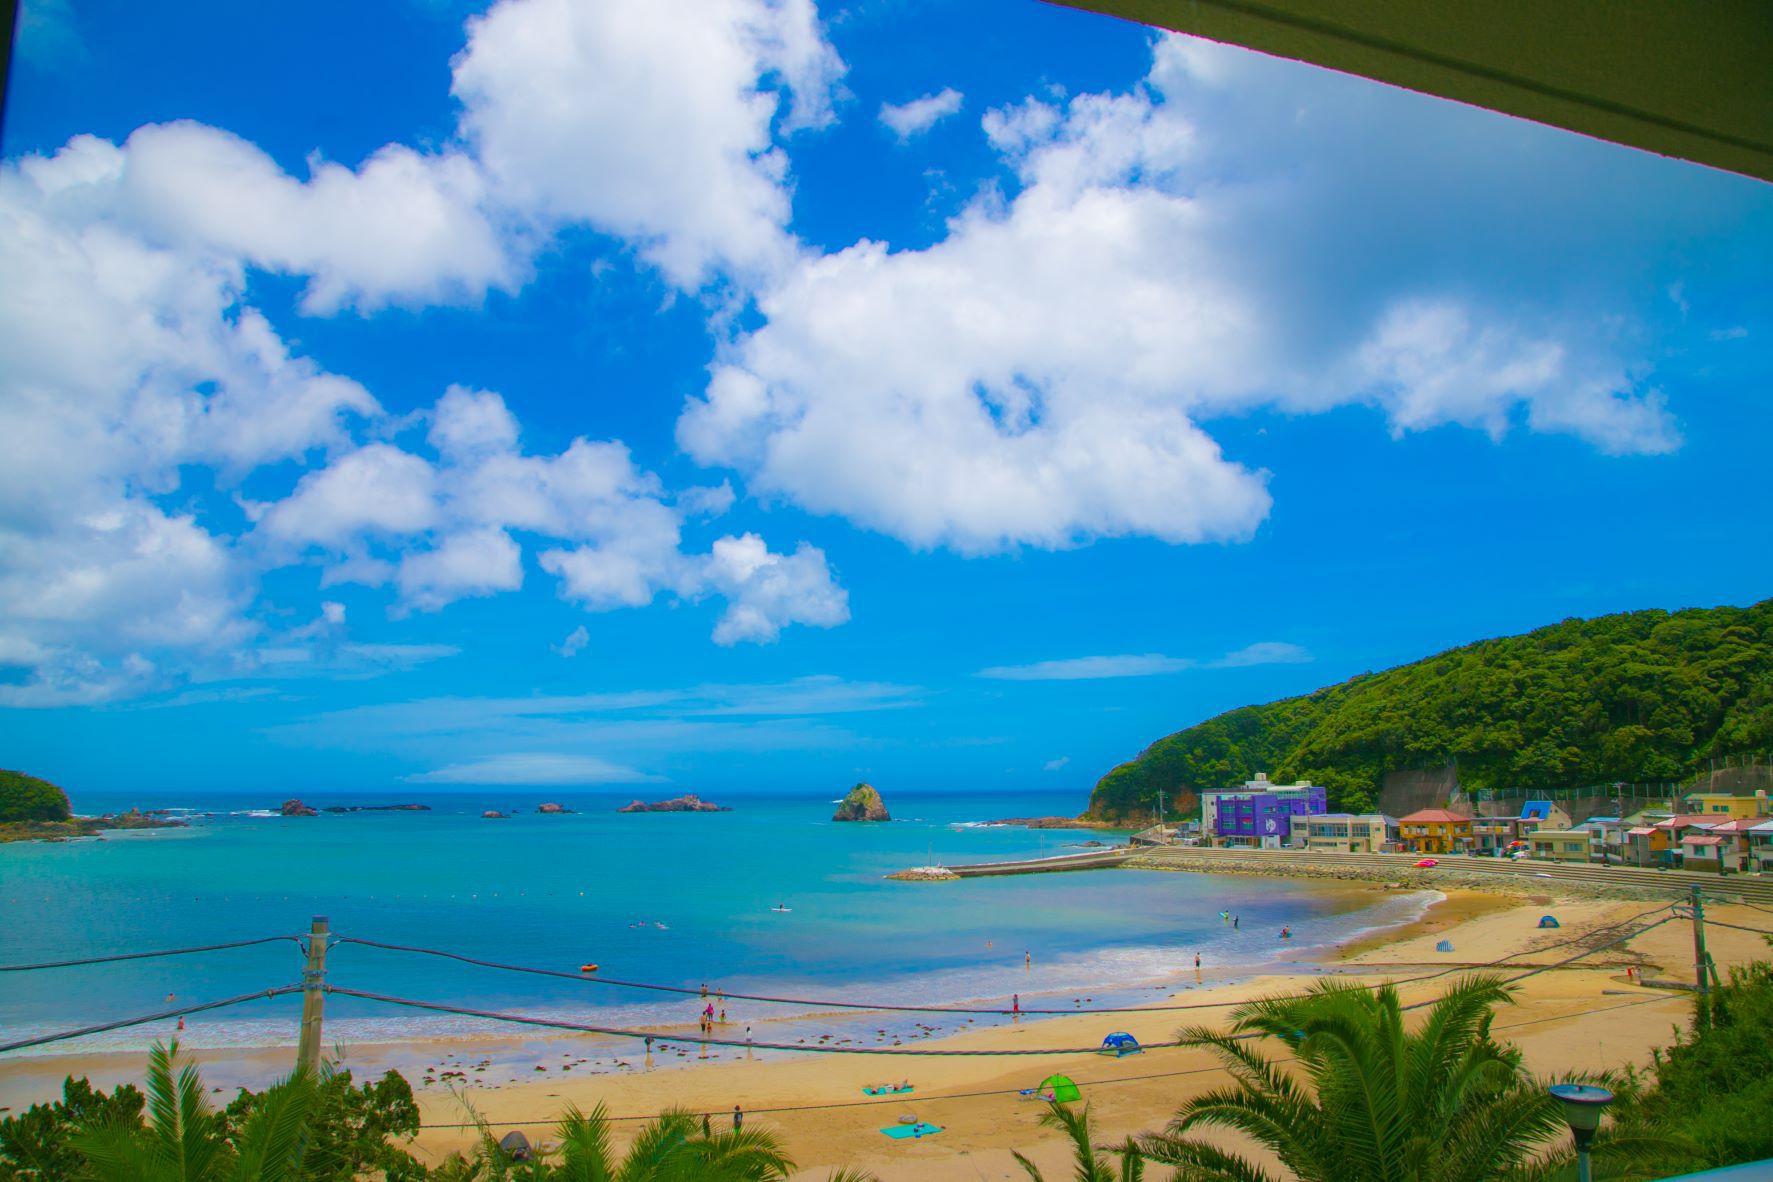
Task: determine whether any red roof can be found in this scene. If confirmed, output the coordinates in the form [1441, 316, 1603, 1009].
[1682, 835, 1724, 846]
[1626, 827, 1657, 836]
[1399, 809, 1470, 824]
[1702, 818, 1772, 832]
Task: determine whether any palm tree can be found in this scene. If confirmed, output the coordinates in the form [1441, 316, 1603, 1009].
[441, 1101, 799, 1181]
[72, 1041, 317, 1182]
[1011, 1102, 1144, 1182]
[1139, 974, 1569, 1182]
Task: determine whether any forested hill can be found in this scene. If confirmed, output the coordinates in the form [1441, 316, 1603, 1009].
[0, 769, 72, 823]
[1086, 600, 1773, 823]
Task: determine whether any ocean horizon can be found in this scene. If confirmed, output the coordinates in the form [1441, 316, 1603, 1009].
[0, 789, 1434, 1058]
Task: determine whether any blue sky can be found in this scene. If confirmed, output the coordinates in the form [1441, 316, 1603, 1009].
[3, 0, 1770, 803]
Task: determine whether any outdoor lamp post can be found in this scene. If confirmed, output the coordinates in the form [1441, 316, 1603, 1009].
[1548, 1083, 1614, 1182]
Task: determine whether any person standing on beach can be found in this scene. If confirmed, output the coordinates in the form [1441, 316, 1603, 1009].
[733, 1104, 743, 1131]
[1194, 952, 1201, 970]
[1025, 950, 1031, 969]
[1012, 993, 1020, 1022]
[720, 1006, 727, 1025]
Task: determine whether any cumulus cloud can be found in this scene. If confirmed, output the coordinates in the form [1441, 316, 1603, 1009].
[978, 654, 1194, 681]
[0, 0, 857, 701]
[255, 388, 848, 640]
[452, 0, 843, 289]
[879, 88, 963, 140]
[1043, 756, 1070, 772]
[681, 35, 1686, 554]
[702, 533, 849, 645]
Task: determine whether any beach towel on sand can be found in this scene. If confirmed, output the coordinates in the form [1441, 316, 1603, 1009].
[879, 1122, 942, 1139]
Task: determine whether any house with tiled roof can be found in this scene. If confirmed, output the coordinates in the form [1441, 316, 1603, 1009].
[1398, 808, 1471, 854]
[1680, 831, 1736, 873]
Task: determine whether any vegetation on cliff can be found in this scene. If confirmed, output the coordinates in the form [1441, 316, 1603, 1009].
[0, 768, 71, 823]
[832, 783, 890, 822]
[1089, 599, 1773, 821]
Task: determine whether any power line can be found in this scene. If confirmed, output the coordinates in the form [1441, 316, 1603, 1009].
[415, 992, 1684, 1128]
[1690, 917, 1773, 938]
[330, 911, 1678, 1060]
[333, 907, 1672, 1019]
[0, 935, 299, 973]
[322, 986, 1187, 1057]
[0, 985, 304, 1054]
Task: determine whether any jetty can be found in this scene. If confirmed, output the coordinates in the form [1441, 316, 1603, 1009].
[906, 848, 1133, 878]
[897, 842, 1773, 904]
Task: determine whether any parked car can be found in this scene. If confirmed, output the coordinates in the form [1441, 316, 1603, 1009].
[1413, 857, 1439, 868]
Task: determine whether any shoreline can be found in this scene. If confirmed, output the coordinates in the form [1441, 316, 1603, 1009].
[7, 890, 1768, 1179]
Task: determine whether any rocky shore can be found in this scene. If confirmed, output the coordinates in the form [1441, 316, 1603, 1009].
[981, 815, 1118, 829]
[1121, 850, 1678, 901]
[0, 810, 187, 844]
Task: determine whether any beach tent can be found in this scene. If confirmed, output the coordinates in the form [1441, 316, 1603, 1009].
[1100, 1033, 1142, 1056]
[1538, 915, 1561, 928]
[1435, 939, 1455, 953]
[1038, 1074, 1081, 1102]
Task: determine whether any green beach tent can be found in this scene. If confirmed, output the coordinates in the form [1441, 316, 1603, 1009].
[1038, 1074, 1081, 1102]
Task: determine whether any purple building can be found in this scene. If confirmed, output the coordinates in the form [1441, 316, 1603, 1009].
[1204, 775, 1328, 848]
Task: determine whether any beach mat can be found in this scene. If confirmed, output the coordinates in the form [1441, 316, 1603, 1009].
[864, 1086, 914, 1095]
[879, 1122, 942, 1139]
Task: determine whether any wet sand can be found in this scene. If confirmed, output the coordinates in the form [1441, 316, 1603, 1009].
[4, 890, 1764, 1181]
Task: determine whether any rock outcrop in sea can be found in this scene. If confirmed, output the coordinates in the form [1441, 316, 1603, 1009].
[536, 802, 571, 814]
[616, 794, 730, 813]
[832, 783, 890, 822]
[279, 799, 318, 817]
[482, 810, 507, 819]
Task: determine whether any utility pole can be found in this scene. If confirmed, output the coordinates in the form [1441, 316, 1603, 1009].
[1690, 886, 1710, 1028]
[296, 916, 329, 1075]
[1156, 788, 1166, 840]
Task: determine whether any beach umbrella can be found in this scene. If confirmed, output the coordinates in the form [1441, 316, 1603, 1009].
[1037, 1073, 1082, 1101]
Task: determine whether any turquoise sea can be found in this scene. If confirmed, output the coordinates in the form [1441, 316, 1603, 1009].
[0, 790, 1434, 1057]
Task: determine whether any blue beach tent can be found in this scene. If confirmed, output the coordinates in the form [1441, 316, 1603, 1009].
[1538, 915, 1561, 929]
[1435, 939, 1455, 953]
[1100, 1032, 1142, 1057]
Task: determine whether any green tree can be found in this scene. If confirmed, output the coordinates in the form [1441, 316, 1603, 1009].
[72, 1043, 318, 1182]
[1011, 1102, 1144, 1182]
[1599, 961, 1773, 1177]
[430, 1102, 798, 1181]
[0, 1076, 144, 1181]
[0, 770, 71, 823]
[223, 1066, 423, 1181]
[1141, 975, 1569, 1182]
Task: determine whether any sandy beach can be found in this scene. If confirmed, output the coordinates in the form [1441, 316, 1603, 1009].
[5, 883, 1766, 1180]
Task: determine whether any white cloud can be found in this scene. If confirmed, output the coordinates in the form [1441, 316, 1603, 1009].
[407, 752, 665, 785]
[681, 34, 1685, 554]
[255, 388, 847, 638]
[259, 444, 440, 549]
[554, 625, 590, 658]
[396, 527, 525, 612]
[702, 533, 849, 645]
[452, 0, 843, 289]
[0, 0, 855, 700]
[1213, 641, 1312, 668]
[978, 654, 1194, 681]
[1043, 756, 1070, 772]
[114, 121, 517, 314]
[879, 88, 963, 140]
